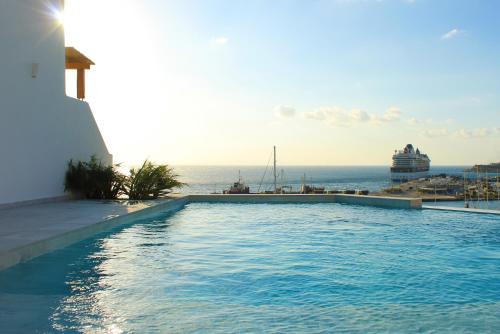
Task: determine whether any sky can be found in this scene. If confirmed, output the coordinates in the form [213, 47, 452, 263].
[62, 0, 500, 166]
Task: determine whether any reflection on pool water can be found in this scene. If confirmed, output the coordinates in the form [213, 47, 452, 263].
[1, 203, 500, 333]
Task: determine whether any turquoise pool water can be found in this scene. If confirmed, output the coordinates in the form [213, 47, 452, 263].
[1, 203, 500, 333]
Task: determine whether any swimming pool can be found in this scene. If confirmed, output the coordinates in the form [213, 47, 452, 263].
[1, 203, 499, 333]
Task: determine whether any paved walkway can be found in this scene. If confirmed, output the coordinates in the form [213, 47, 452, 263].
[0, 199, 186, 270]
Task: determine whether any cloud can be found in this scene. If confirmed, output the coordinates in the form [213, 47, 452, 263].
[422, 128, 449, 138]
[304, 107, 352, 127]
[370, 107, 402, 126]
[304, 106, 400, 127]
[382, 107, 401, 122]
[274, 105, 296, 118]
[421, 127, 496, 139]
[441, 28, 463, 40]
[351, 109, 370, 122]
[213, 36, 228, 45]
[304, 108, 329, 121]
[456, 128, 490, 139]
[407, 117, 419, 125]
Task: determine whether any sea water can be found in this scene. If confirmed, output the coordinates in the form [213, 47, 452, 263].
[174, 165, 467, 194]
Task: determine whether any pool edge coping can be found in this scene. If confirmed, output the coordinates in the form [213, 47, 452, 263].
[422, 205, 500, 216]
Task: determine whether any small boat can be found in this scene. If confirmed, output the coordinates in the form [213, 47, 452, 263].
[299, 173, 325, 194]
[223, 171, 250, 194]
[300, 184, 325, 194]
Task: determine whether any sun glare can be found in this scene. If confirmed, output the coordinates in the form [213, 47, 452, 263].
[56, 11, 65, 25]
[51, 7, 65, 25]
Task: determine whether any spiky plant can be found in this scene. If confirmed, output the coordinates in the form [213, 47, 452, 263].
[65, 155, 126, 199]
[125, 160, 183, 200]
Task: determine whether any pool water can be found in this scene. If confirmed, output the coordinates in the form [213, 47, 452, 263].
[1, 203, 500, 333]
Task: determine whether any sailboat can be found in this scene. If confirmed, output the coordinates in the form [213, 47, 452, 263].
[224, 146, 287, 195]
[257, 146, 295, 194]
[259, 146, 280, 194]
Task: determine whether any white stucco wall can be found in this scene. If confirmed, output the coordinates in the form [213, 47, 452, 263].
[0, 0, 112, 205]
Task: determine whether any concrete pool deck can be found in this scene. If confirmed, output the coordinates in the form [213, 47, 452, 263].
[0, 198, 188, 271]
[0, 194, 420, 271]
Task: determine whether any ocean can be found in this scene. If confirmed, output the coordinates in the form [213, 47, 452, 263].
[173, 165, 468, 194]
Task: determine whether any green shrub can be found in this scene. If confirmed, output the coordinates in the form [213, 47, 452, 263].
[64, 156, 126, 199]
[125, 160, 183, 200]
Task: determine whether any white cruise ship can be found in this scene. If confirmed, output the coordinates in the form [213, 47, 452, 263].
[390, 144, 430, 181]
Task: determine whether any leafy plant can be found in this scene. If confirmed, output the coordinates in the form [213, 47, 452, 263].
[64, 155, 126, 199]
[125, 160, 183, 200]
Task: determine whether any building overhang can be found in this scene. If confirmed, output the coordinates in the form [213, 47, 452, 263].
[65, 47, 94, 99]
[65, 47, 94, 69]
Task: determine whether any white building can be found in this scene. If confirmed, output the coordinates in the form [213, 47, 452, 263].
[0, 0, 111, 206]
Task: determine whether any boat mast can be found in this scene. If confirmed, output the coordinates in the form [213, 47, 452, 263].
[464, 170, 468, 208]
[477, 165, 480, 207]
[273, 146, 277, 193]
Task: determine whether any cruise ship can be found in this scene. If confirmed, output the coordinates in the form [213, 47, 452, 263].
[391, 144, 430, 181]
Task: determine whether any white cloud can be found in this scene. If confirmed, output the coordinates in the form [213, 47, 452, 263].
[456, 128, 490, 139]
[274, 105, 296, 118]
[304, 108, 329, 121]
[382, 107, 401, 122]
[304, 107, 352, 127]
[421, 127, 496, 139]
[351, 109, 370, 122]
[422, 128, 449, 138]
[213, 36, 228, 45]
[371, 107, 402, 125]
[407, 117, 419, 125]
[441, 28, 463, 40]
[304, 106, 401, 127]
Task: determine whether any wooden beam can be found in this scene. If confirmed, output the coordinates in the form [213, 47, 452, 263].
[65, 63, 91, 70]
[77, 69, 85, 99]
